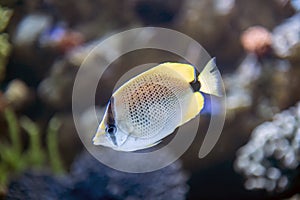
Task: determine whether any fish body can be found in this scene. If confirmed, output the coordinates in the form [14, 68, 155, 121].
[93, 59, 222, 151]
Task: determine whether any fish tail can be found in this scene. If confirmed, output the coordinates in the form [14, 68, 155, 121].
[198, 58, 223, 97]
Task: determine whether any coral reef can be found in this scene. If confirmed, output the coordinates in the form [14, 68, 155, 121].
[235, 102, 300, 196]
[224, 11, 300, 120]
[177, 0, 294, 65]
[224, 54, 293, 121]
[272, 13, 300, 61]
[2, 0, 300, 199]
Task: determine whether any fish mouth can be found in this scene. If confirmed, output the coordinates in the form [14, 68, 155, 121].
[92, 135, 101, 145]
[92, 132, 106, 145]
[93, 128, 107, 145]
[92, 133, 117, 147]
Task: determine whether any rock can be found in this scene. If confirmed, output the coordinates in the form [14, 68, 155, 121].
[6, 171, 68, 200]
[67, 151, 189, 200]
[6, 150, 189, 200]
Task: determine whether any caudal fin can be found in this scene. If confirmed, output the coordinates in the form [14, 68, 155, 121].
[198, 58, 223, 97]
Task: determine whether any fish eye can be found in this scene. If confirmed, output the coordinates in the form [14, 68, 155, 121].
[105, 125, 117, 135]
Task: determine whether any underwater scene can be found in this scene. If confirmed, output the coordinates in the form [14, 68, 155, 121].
[1, 0, 300, 199]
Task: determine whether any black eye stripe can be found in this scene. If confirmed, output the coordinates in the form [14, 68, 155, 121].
[106, 124, 117, 146]
[107, 127, 115, 133]
[105, 97, 118, 146]
[106, 124, 117, 134]
[106, 97, 115, 125]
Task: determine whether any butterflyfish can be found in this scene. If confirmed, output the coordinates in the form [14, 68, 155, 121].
[93, 58, 222, 151]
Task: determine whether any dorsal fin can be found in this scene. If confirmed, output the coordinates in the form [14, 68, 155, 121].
[160, 62, 196, 83]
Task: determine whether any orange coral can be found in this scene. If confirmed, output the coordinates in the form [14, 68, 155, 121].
[241, 26, 272, 56]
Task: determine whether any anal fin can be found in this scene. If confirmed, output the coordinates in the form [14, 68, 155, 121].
[146, 140, 162, 148]
[180, 92, 204, 125]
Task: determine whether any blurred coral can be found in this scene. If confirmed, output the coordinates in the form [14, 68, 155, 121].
[40, 26, 85, 53]
[4, 79, 33, 111]
[225, 13, 300, 120]
[272, 13, 300, 61]
[224, 53, 293, 122]
[38, 60, 78, 109]
[12, 14, 51, 48]
[235, 102, 300, 195]
[2, 0, 300, 199]
[240, 26, 272, 57]
[177, 0, 293, 65]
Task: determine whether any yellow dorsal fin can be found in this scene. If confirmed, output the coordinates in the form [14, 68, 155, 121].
[160, 62, 196, 83]
[180, 92, 204, 125]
